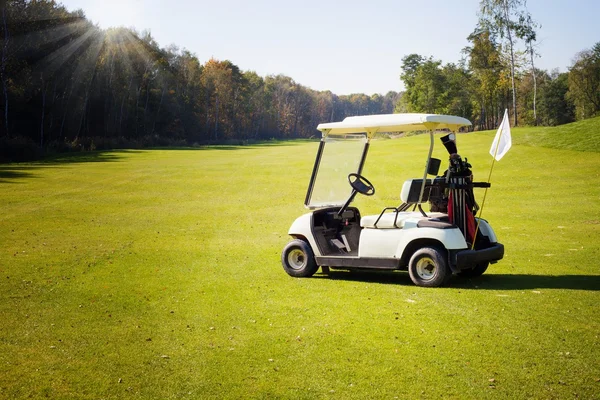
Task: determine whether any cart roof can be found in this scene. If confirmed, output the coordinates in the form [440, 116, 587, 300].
[317, 113, 471, 136]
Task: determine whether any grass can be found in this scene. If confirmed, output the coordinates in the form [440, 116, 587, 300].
[1, 120, 599, 399]
[503, 115, 600, 153]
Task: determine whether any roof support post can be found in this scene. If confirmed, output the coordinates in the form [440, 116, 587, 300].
[417, 130, 435, 209]
[365, 129, 377, 141]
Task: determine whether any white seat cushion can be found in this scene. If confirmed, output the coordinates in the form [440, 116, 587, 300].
[361, 211, 446, 229]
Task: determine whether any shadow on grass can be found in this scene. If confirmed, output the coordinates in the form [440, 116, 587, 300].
[0, 151, 132, 183]
[40, 150, 139, 164]
[0, 141, 315, 183]
[154, 139, 315, 151]
[315, 270, 600, 291]
[452, 274, 600, 291]
[0, 166, 37, 183]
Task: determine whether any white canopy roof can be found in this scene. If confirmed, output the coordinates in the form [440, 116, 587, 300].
[317, 113, 472, 136]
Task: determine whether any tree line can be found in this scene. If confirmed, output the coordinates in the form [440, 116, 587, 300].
[0, 1, 400, 161]
[1, 0, 599, 162]
[399, 0, 600, 129]
[397, 38, 600, 130]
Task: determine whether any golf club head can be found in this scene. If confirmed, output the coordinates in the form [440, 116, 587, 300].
[440, 133, 457, 155]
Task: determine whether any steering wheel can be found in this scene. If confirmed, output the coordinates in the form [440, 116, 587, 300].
[348, 173, 375, 196]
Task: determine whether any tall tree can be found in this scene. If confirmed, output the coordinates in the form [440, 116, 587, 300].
[538, 70, 574, 126]
[239, 70, 265, 139]
[442, 62, 473, 119]
[399, 54, 446, 113]
[514, 12, 540, 124]
[465, 30, 505, 129]
[1, 4, 9, 137]
[567, 42, 600, 119]
[479, 0, 533, 126]
[200, 58, 243, 140]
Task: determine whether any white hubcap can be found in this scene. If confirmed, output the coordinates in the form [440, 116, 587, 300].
[416, 256, 437, 280]
[287, 249, 306, 270]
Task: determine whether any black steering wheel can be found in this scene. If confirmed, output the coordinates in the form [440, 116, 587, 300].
[348, 173, 375, 196]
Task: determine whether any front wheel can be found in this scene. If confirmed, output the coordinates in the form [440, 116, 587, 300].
[281, 239, 319, 278]
[408, 246, 451, 287]
[457, 262, 489, 278]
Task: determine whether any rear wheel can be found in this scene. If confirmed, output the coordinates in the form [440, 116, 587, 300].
[457, 262, 489, 278]
[281, 239, 319, 278]
[408, 246, 451, 287]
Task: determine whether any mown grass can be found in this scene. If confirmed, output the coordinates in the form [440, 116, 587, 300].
[502, 115, 600, 153]
[1, 121, 599, 399]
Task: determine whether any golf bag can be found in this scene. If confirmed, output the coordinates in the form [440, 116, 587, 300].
[440, 134, 478, 244]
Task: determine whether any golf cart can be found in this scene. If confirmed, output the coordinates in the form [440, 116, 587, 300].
[281, 113, 504, 287]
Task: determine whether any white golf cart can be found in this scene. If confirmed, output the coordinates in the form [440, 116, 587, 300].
[281, 113, 504, 287]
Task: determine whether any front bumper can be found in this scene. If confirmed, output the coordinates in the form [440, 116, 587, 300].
[452, 243, 504, 271]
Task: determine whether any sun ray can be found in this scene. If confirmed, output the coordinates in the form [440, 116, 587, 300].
[123, 30, 165, 87]
[110, 28, 133, 78]
[72, 29, 106, 89]
[32, 26, 96, 79]
[10, 19, 88, 55]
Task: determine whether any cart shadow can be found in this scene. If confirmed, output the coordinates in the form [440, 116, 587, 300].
[314, 271, 600, 291]
[451, 274, 600, 291]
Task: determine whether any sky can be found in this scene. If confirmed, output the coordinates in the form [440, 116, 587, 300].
[58, 0, 600, 96]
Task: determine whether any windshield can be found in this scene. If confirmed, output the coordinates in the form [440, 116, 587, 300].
[305, 134, 368, 208]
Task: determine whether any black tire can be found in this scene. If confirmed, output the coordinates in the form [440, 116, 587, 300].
[281, 239, 319, 278]
[457, 262, 489, 278]
[408, 246, 451, 287]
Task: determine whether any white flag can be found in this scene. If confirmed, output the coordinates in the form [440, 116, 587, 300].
[490, 109, 512, 161]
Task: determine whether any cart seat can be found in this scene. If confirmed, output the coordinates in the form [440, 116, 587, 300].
[400, 178, 432, 204]
[360, 179, 442, 229]
[361, 211, 420, 229]
[361, 211, 446, 229]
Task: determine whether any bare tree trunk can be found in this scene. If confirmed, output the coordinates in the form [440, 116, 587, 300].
[329, 101, 334, 122]
[135, 85, 142, 137]
[141, 64, 151, 135]
[105, 52, 114, 136]
[77, 62, 99, 141]
[1, 7, 9, 138]
[205, 90, 210, 135]
[77, 94, 88, 140]
[144, 82, 150, 134]
[40, 74, 46, 147]
[504, 0, 518, 126]
[479, 103, 485, 131]
[256, 115, 262, 139]
[292, 98, 300, 137]
[120, 75, 133, 134]
[529, 42, 537, 125]
[214, 94, 219, 141]
[151, 86, 165, 136]
[60, 84, 73, 140]
[48, 79, 57, 136]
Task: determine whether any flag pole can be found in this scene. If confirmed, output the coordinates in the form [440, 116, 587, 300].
[471, 110, 507, 250]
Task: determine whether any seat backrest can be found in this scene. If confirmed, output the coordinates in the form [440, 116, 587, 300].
[400, 179, 432, 204]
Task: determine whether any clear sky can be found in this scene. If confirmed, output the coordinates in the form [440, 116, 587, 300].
[58, 0, 600, 95]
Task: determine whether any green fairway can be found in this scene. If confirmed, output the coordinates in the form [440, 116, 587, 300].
[1, 126, 599, 399]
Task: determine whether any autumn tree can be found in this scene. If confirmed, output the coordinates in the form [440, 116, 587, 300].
[478, 0, 535, 126]
[464, 30, 504, 129]
[516, 13, 540, 124]
[567, 42, 600, 119]
[201, 58, 235, 140]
